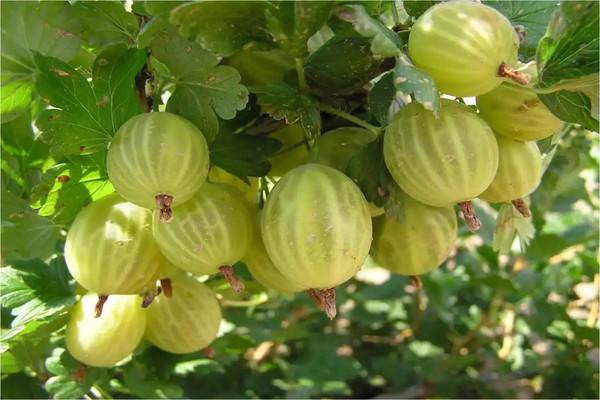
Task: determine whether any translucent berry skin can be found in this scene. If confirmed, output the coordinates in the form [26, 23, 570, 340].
[408, 2, 519, 97]
[152, 182, 253, 275]
[243, 211, 306, 293]
[383, 99, 499, 207]
[107, 112, 210, 209]
[64, 193, 164, 294]
[479, 135, 542, 203]
[66, 294, 146, 367]
[261, 164, 372, 289]
[371, 195, 457, 276]
[145, 273, 222, 354]
[476, 83, 564, 141]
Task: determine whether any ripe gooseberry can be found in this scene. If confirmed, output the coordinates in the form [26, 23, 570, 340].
[65, 293, 146, 367]
[107, 112, 210, 223]
[152, 182, 253, 292]
[383, 99, 499, 232]
[144, 273, 222, 354]
[261, 164, 372, 319]
[408, 1, 523, 97]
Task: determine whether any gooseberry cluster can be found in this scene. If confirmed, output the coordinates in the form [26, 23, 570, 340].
[63, 1, 565, 368]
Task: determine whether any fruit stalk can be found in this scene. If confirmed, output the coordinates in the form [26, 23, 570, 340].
[156, 194, 174, 224]
[94, 295, 109, 318]
[218, 265, 245, 292]
[160, 278, 173, 298]
[306, 289, 325, 311]
[459, 201, 482, 233]
[321, 288, 337, 320]
[511, 198, 531, 218]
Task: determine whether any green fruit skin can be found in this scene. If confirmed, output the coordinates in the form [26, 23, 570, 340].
[476, 83, 564, 141]
[261, 164, 372, 289]
[479, 135, 542, 203]
[371, 195, 457, 275]
[383, 99, 499, 207]
[157, 259, 181, 279]
[64, 193, 164, 294]
[153, 182, 253, 275]
[66, 293, 146, 367]
[309, 127, 377, 171]
[243, 211, 307, 293]
[145, 273, 222, 354]
[227, 49, 295, 87]
[408, 2, 519, 97]
[269, 124, 311, 178]
[308, 127, 383, 217]
[107, 112, 210, 209]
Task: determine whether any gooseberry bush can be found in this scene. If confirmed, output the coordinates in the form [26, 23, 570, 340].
[1, 1, 598, 399]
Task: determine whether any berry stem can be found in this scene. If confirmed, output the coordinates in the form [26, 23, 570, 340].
[306, 289, 325, 311]
[155, 194, 174, 224]
[160, 278, 173, 298]
[498, 62, 530, 86]
[320, 288, 337, 320]
[319, 104, 382, 136]
[203, 347, 216, 358]
[458, 201, 482, 232]
[94, 295, 109, 318]
[409, 275, 422, 290]
[511, 198, 531, 218]
[219, 265, 245, 292]
[295, 58, 308, 92]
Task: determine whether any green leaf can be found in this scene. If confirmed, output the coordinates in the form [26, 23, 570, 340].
[394, 53, 440, 116]
[1, 373, 50, 399]
[402, 1, 439, 21]
[484, 1, 559, 61]
[369, 71, 396, 125]
[336, 5, 403, 58]
[1, 190, 62, 261]
[44, 348, 107, 400]
[0, 1, 81, 117]
[34, 44, 146, 156]
[209, 132, 282, 182]
[303, 36, 382, 94]
[170, 2, 276, 57]
[151, 27, 249, 143]
[265, 1, 332, 58]
[534, 1, 599, 131]
[123, 361, 184, 399]
[0, 259, 76, 327]
[492, 202, 535, 255]
[72, 1, 138, 47]
[253, 82, 322, 138]
[30, 152, 114, 225]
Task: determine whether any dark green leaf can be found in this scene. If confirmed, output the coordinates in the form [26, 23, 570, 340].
[304, 36, 382, 94]
[265, 1, 332, 58]
[402, 1, 439, 21]
[123, 361, 184, 399]
[30, 152, 114, 225]
[369, 71, 396, 125]
[151, 27, 249, 142]
[34, 44, 146, 156]
[0, 1, 81, 117]
[72, 1, 138, 47]
[484, 1, 559, 61]
[253, 82, 322, 138]
[336, 5, 402, 58]
[394, 53, 440, 116]
[1, 190, 62, 261]
[1, 373, 49, 399]
[170, 2, 276, 57]
[534, 1, 599, 131]
[0, 259, 76, 327]
[209, 133, 282, 182]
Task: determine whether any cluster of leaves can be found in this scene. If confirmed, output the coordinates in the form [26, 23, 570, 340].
[1, 0, 598, 399]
